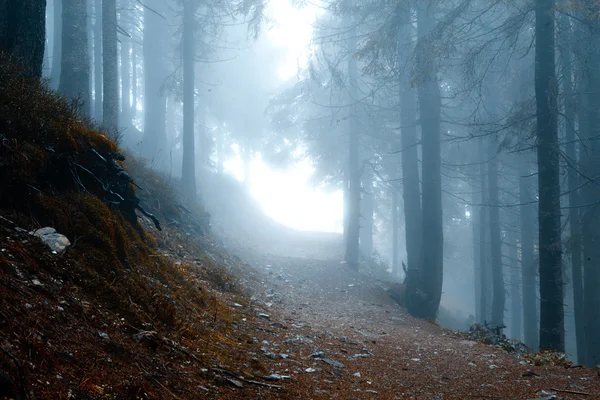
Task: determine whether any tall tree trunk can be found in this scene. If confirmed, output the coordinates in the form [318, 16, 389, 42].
[535, 0, 564, 352]
[559, 14, 585, 362]
[578, 19, 600, 367]
[93, 0, 102, 121]
[360, 170, 374, 257]
[121, 38, 131, 126]
[509, 216, 522, 341]
[181, 0, 197, 199]
[392, 188, 400, 277]
[0, 0, 47, 78]
[519, 154, 539, 350]
[344, 23, 361, 271]
[413, 1, 443, 319]
[479, 138, 491, 323]
[488, 141, 505, 329]
[102, 0, 118, 131]
[472, 173, 482, 323]
[59, 0, 90, 115]
[86, 0, 93, 115]
[131, 42, 137, 121]
[143, 0, 167, 167]
[397, 2, 422, 276]
[51, 0, 62, 88]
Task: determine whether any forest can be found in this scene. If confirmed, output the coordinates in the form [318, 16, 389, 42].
[1, 0, 600, 395]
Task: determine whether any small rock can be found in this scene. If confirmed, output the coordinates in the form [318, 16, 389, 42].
[226, 378, 244, 388]
[32, 227, 70, 254]
[258, 313, 270, 319]
[309, 351, 324, 358]
[32, 279, 43, 287]
[321, 358, 344, 368]
[305, 367, 318, 373]
[353, 372, 361, 377]
[98, 332, 110, 341]
[24, 303, 33, 309]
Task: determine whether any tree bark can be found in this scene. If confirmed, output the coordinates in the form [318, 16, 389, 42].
[344, 21, 361, 271]
[102, 0, 118, 132]
[559, 14, 585, 363]
[534, 0, 564, 352]
[181, 0, 197, 199]
[59, 0, 90, 115]
[509, 215, 522, 341]
[143, 0, 168, 167]
[120, 38, 131, 125]
[578, 16, 600, 366]
[0, 0, 47, 78]
[392, 188, 400, 277]
[519, 154, 539, 350]
[413, 0, 443, 319]
[360, 169, 374, 257]
[479, 138, 491, 323]
[51, 0, 62, 88]
[93, 0, 102, 121]
[488, 140, 505, 329]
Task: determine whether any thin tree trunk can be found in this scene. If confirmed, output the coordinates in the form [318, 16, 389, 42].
[519, 154, 539, 350]
[360, 170, 374, 257]
[51, 0, 62, 88]
[131, 42, 137, 122]
[535, 0, 564, 352]
[392, 188, 400, 277]
[344, 22, 361, 271]
[414, 0, 443, 319]
[59, 0, 90, 115]
[121, 38, 131, 125]
[102, 0, 118, 131]
[479, 138, 490, 323]
[509, 218, 522, 341]
[472, 174, 481, 323]
[181, 0, 197, 199]
[93, 0, 102, 121]
[488, 141, 505, 329]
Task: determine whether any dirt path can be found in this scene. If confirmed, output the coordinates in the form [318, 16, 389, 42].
[226, 247, 600, 400]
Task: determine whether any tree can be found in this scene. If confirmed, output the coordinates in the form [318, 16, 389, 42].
[535, 0, 564, 352]
[59, 0, 90, 114]
[50, 0, 63, 88]
[102, 0, 118, 131]
[93, 0, 102, 121]
[0, 0, 47, 78]
[413, 0, 443, 319]
[181, 0, 197, 199]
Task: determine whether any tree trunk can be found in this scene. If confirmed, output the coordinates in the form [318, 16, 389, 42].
[59, 0, 90, 115]
[93, 0, 102, 121]
[0, 0, 47, 78]
[578, 24, 600, 367]
[519, 154, 539, 350]
[120, 38, 131, 125]
[535, 0, 564, 352]
[398, 3, 422, 277]
[509, 216, 522, 341]
[143, 0, 168, 167]
[559, 14, 585, 363]
[86, 0, 93, 115]
[51, 0, 62, 88]
[479, 138, 491, 323]
[413, 1, 443, 319]
[472, 174, 481, 323]
[488, 140, 505, 329]
[131, 42, 137, 121]
[344, 23, 360, 271]
[181, 0, 197, 199]
[360, 170, 374, 257]
[392, 188, 400, 277]
[102, 0, 118, 132]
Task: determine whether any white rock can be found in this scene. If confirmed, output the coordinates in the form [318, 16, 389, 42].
[32, 227, 70, 254]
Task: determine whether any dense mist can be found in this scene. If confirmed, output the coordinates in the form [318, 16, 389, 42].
[2, 0, 600, 368]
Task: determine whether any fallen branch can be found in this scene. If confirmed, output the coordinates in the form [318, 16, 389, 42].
[212, 367, 283, 389]
[549, 388, 589, 396]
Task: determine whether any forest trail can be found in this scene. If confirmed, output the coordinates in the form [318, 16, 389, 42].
[215, 234, 600, 399]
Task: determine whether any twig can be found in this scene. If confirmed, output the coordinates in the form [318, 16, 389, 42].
[549, 388, 589, 396]
[0, 214, 16, 227]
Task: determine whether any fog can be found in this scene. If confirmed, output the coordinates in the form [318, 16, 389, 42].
[20, 0, 600, 366]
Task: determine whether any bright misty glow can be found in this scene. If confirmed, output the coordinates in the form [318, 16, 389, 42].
[265, 1, 322, 79]
[223, 155, 343, 233]
[220, 1, 342, 233]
